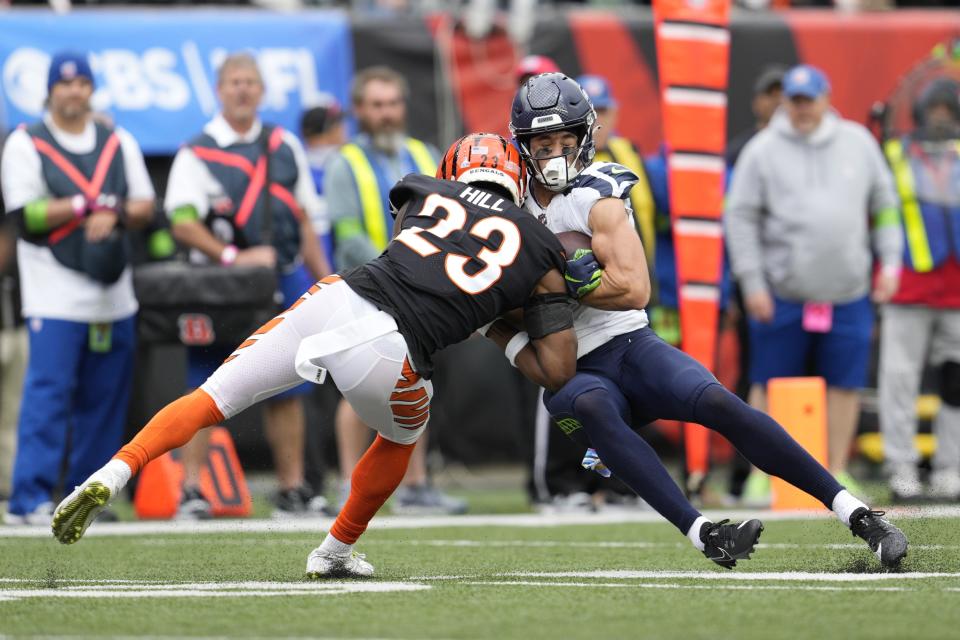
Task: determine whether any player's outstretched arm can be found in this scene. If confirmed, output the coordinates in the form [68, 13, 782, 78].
[485, 269, 577, 391]
[581, 198, 651, 311]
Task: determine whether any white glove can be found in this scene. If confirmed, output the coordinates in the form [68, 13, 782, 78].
[581, 448, 611, 478]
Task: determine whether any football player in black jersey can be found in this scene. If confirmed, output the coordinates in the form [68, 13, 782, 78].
[51, 133, 579, 578]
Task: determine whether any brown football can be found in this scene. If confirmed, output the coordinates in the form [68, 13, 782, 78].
[556, 230, 593, 260]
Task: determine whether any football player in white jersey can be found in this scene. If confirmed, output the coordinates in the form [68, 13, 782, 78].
[507, 73, 908, 569]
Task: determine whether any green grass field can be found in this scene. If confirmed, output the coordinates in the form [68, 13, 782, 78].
[2, 507, 960, 640]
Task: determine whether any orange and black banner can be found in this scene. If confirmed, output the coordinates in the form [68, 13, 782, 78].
[409, 9, 958, 153]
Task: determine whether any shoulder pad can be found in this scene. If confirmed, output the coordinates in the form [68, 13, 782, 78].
[572, 162, 638, 200]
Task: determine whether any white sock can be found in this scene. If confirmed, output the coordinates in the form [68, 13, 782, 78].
[320, 533, 353, 556]
[687, 516, 711, 551]
[832, 490, 868, 527]
[99, 459, 132, 491]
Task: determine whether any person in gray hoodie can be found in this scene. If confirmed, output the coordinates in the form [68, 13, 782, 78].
[725, 64, 903, 491]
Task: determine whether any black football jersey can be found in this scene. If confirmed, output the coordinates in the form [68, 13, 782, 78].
[342, 173, 565, 378]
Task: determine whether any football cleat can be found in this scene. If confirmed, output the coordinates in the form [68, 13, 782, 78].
[305, 547, 374, 579]
[51, 481, 114, 545]
[700, 518, 764, 569]
[849, 508, 908, 568]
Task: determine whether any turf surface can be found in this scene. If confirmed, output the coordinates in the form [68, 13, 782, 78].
[1, 511, 959, 639]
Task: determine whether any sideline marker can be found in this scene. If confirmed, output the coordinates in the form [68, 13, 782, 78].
[768, 377, 829, 511]
[134, 426, 252, 519]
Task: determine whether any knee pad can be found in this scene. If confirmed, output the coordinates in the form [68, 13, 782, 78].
[378, 423, 424, 446]
[543, 373, 611, 417]
[692, 382, 744, 424]
[941, 361, 960, 407]
[544, 374, 630, 448]
[544, 373, 630, 423]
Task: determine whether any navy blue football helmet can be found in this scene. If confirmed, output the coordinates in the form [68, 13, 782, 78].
[509, 73, 597, 192]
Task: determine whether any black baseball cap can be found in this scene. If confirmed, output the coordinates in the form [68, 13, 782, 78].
[301, 98, 344, 137]
[753, 66, 786, 95]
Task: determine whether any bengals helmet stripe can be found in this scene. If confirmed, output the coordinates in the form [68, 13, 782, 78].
[437, 132, 527, 206]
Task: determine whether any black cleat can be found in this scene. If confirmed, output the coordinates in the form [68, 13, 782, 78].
[700, 519, 764, 569]
[849, 508, 908, 568]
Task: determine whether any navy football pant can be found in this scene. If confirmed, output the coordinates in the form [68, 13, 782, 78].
[545, 327, 844, 534]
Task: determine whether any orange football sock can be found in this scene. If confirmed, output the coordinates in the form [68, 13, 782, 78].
[114, 389, 224, 476]
[330, 435, 416, 544]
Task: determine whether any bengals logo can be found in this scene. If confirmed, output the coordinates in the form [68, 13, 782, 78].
[178, 314, 216, 346]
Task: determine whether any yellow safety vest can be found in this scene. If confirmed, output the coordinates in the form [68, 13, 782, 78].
[340, 138, 437, 251]
[882, 138, 960, 273]
[595, 136, 656, 264]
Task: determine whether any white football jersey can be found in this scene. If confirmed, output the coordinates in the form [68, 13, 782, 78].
[524, 162, 649, 358]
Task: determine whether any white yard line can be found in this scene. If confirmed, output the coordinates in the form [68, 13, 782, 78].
[0, 578, 167, 584]
[462, 580, 916, 592]
[3, 505, 960, 539]
[1, 574, 950, 604]
[0, 581, 431, 602]
[127, 538, 957, 553]
[3, 636, 396, 640]
[504, 570, 960, 581]
[58, 581, 407, 591]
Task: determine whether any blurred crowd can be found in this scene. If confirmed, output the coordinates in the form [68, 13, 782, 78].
[2, 33, 960, 527]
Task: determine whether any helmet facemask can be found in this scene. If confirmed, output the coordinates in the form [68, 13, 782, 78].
[516, 122, 596, 192]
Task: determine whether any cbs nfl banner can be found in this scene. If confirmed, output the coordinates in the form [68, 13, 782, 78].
[0, 10, 354, 154]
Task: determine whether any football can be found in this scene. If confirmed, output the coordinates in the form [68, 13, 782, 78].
[555, 230, 593, 260]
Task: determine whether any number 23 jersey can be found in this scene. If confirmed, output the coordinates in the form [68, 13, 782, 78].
[342, 174, 566, 378]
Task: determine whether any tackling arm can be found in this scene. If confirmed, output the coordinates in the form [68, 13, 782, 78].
[485, 269, 577, 392]
[581, 197, 651, 310]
